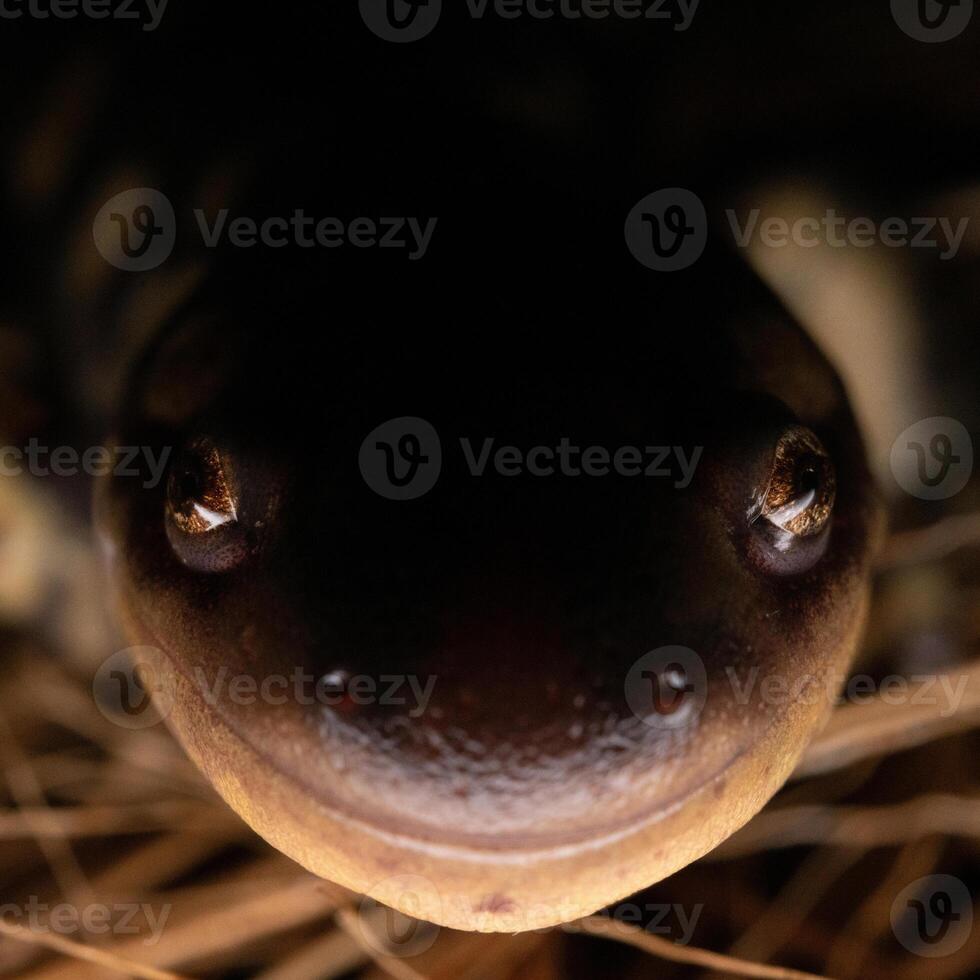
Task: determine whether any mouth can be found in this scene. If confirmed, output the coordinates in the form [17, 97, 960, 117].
[115, 570, 795, 851]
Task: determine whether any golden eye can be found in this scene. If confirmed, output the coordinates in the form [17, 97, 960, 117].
[758, 427, 836, 539]
[167, 439, 238, 536]
[164, 439, 251, 574]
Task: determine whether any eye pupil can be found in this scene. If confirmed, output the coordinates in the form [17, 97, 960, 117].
[797, 458, 821, 495]
[178, 468, 201, 502]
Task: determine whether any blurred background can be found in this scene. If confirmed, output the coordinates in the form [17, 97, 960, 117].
[0, 1, 979, 977]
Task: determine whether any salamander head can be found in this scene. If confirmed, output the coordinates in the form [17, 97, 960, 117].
[97, 250, 882, 931]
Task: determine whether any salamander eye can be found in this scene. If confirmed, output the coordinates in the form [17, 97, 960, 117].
[167, 439, 237, 534]
[759, 427, 836, 538]
[749, 426, 836, 573]
[165, 437, 249, 572]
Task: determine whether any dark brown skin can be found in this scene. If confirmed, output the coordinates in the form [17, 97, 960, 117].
[95, 231, 883, 931]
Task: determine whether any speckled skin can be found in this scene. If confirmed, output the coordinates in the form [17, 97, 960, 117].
[96, 237, 883, 930]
